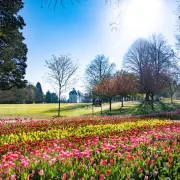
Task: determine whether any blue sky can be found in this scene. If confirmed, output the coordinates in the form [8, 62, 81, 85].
[21, 0, 179, 97]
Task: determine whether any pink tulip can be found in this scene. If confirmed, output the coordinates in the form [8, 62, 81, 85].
[150, 160, 155, 166]
[62, 173, 67, 180]
[153, 171, 158, 177]
[138, 167, 142, 174]
[99, 174, 105, 180]
[70, 170, 74, 178]
[106, 170, 111, 176]
[154, 154, 158, 159]
[10, 175, 16, 180]
[39, 169, 44, 176]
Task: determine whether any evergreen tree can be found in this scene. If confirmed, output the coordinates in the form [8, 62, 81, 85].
[35, 82, 43, 103]
[51, 92, 58, 103]
[0, 0, 28, 90]
[45, 91, 51, 103]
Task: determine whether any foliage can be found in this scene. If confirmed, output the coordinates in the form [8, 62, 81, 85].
[35, 82, 44, 103]
[0, 117, 179, 179]
[0, 0, 27, 90]
[45, 90, 52, 103]
[93, 71, 139, 111]
[24, 84, 36, 104]
[115, 71, 139, 108]
[93, 77, 116, 111]
[51, 92, 59, 103]
[0, 84, 36, 104]
[45, 91, 58, 103]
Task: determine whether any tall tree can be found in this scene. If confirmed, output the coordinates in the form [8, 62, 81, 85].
[51, 92, 58, 103]
[35, 82, 44, 103]
[85, 54, 115, 86]
[123, 38, 151, 101]
[0, 0, 28, 90]
[45, 90, 52, 103]
[166, 67, 180, 103]
[123, 34, 175, 109]
[44, 54, 78, 117]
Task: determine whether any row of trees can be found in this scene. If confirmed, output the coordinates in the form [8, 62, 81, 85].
[93, 71, 138, 111]
[0, 82, 58, 104]
[2, 0, 180, 92]
[124, 34, 179, 108]
[85, 34, 180, 111]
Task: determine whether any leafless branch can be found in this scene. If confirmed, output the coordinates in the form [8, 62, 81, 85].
[44, 54, 79, 116]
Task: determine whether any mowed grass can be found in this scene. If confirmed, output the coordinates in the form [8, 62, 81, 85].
[0, 103, 124, 119]
[0, 100, 180, 119]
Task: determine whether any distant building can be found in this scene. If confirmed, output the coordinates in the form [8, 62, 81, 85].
[69, 88, 83, 103]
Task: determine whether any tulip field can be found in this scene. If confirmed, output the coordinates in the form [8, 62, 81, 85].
[0, 117, 179, 180]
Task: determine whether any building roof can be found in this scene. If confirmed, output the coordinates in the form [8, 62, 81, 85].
[69, 88, 77, 95]
[69, 88, 83, 96]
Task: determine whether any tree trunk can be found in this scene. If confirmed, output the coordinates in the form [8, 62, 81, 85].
[145, 93, 150, 102]
[145, 92, 150, 104]
[109, 98, 112, 111]
[120, 97, 123, 111]
[151, 94, 154, 110]
[58, 90, 61, 117]
[170, 93, 173, 104]
[170, 83, 173, 104]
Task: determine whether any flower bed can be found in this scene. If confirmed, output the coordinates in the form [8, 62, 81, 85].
[137, 109, 180, 120]
[0, 116, 179, 180]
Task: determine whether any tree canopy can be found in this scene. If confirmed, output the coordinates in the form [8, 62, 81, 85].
[35, 82, 44, 103]
[85, 54, 115, 87]
[123, 34, 176, 108]
[0, 0, 28, 90]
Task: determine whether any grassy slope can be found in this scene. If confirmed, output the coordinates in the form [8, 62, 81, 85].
[0, 100, 180, 119]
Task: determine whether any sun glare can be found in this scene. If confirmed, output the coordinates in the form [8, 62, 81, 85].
[112, 0, 163, 37]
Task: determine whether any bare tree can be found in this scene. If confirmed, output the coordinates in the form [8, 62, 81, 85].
[148, 34, 175, 108]
[44, 54, 79, 117]
[166, 67, 180, 103]
[123, 34, 175, 109]
[42, 0, 180, 31]
[123, 38, 151, 101]
[41, 0, 122, 8]
[85, 54, 115, 86]
[85, 54, 115, 104]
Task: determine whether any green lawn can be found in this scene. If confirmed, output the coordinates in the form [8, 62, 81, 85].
[0, 103, 121, 119]
[0, 100, 180, 119]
